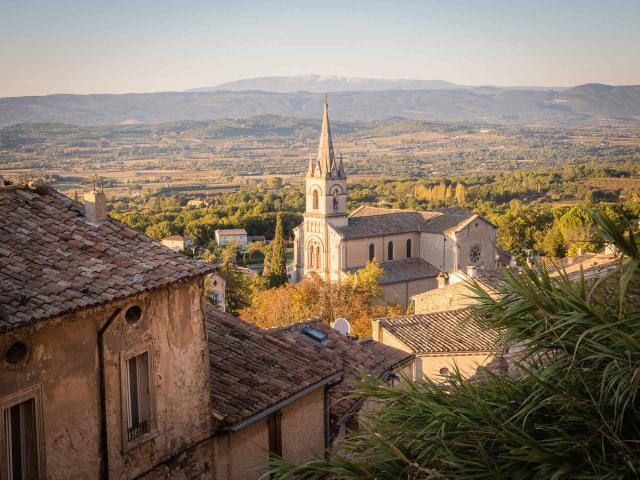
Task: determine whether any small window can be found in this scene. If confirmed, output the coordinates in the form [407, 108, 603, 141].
[469, 245, 481, 264]
[439, 367, 450, 376]
[406, 239, 412, 258]
[368, 243, 375, 261]
[387, 241, 394, 261]
[5, 342, 28, 366]
[267, 410, 282, 457]
[1, 387, 43, 480]
[315, 246, 321, 269]
[312, 190, 319, 210]
[332, 190, 338, 210]
[123, 351, 152, 444]
[211, 292, 219, 305]
[125, 306, 142, 324]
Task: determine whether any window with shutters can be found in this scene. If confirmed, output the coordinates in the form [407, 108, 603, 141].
[121, 346, 156, 449]
[1, 385, 44, 480]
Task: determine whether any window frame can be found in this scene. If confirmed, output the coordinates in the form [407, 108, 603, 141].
[120, 344, 158, 452]
[0, 384, 46, 480]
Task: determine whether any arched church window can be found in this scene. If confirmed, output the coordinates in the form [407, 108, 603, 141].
[332, 190, 338, 210]
[388, 241, 394, 261]
[308, 245, 314, 268]
[312, 190, 319, 210]
[369, 243, 375, 261]
[406, 239, 412, 258]
[315, 246, 321, 269]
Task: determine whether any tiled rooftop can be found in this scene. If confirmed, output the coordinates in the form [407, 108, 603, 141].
[206, 310, 339, 430]
[333, 206, 483, 240]
[345, 257, 440, 285]
[0, 184, 214, 332]
[272, 320, 414, 436]
[377, 308, 500, 355]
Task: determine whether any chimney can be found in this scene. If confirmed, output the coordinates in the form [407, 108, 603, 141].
[371, 319, 383, 342]
[84, 190, 107, 223]
[467, 265, 477, 278]
[437, 271, 449, 288]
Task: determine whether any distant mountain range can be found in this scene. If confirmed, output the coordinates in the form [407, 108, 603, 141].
[1, 77, 639, 127]
[188, 74, 560, 93]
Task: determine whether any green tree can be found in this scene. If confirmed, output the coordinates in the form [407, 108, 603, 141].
[541, 222, 567, 258]
[145, 221, 172, 240]
[268, 212, 288, 287]
[269, 210, 640, 479]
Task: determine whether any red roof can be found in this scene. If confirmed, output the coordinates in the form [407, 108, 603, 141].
[0, 184, 214, 332]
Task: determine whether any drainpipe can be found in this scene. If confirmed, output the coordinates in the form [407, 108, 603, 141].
[98, 308, 122, 480]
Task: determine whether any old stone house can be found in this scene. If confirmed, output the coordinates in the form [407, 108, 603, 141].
[214, 230, 248, 250]
[0, 183, 215, 479]
[372, 308, 499, 380]
[161, 234, 193, 252]
[292, 100, 497, 308]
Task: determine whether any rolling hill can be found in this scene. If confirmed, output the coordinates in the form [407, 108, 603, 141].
[1, 83, 639, 127]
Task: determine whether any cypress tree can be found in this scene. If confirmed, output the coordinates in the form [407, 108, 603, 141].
[268, 212, 288, 287]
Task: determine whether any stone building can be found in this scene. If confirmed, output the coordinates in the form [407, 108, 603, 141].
[372, 308, 499, 381]
[161, 234, 193, 252]
[292, 100, 498, 308]
[215, 229, 248, 250]
[0, 183, 215, 479]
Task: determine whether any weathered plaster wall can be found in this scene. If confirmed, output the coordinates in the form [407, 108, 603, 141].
[381, 277, 437, 309]
[416, 353, 495, 380]
[213, 420, 269, 480]
[0, 278, 214, 479]
[212, 388, 326, 480]
[281, 388, 325, 464]
[413, 282, 478, 314]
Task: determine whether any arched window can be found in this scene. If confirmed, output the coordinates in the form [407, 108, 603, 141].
[368, 243, 375, 261]
[406, 238, 412, 258]
[388, 241, 394, 261]
[312, 190, 319, 210]
[308, 245, 314, 268]
[332, 190, 338, 210]
[315, 246, 321, 269]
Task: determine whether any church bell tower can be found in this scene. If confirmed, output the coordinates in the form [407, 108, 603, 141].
[304, 96, 348, 225]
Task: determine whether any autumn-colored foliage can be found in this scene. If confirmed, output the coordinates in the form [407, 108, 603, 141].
[240, 261, 402, 338]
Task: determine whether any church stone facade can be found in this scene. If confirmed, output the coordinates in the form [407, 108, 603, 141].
[292, 100, 498, 308]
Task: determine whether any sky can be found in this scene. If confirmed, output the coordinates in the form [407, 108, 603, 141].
[1, 0, 639, 97]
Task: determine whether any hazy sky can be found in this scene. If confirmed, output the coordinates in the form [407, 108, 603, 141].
[2, 0, 639, 97]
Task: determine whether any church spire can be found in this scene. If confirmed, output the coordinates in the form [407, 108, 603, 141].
[316, 95, 336, 178]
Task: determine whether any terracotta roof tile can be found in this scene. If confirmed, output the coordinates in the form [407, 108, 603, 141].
[206, 310, 339, 430]
[0, 184, 214, 332]
[272, 320, 414, 436]
[378, 308, 500, 354]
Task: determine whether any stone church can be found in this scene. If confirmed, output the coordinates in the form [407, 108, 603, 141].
[292, 100, 498, 308]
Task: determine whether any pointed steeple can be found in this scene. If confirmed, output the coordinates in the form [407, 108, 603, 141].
[316, 95, 336, 178]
